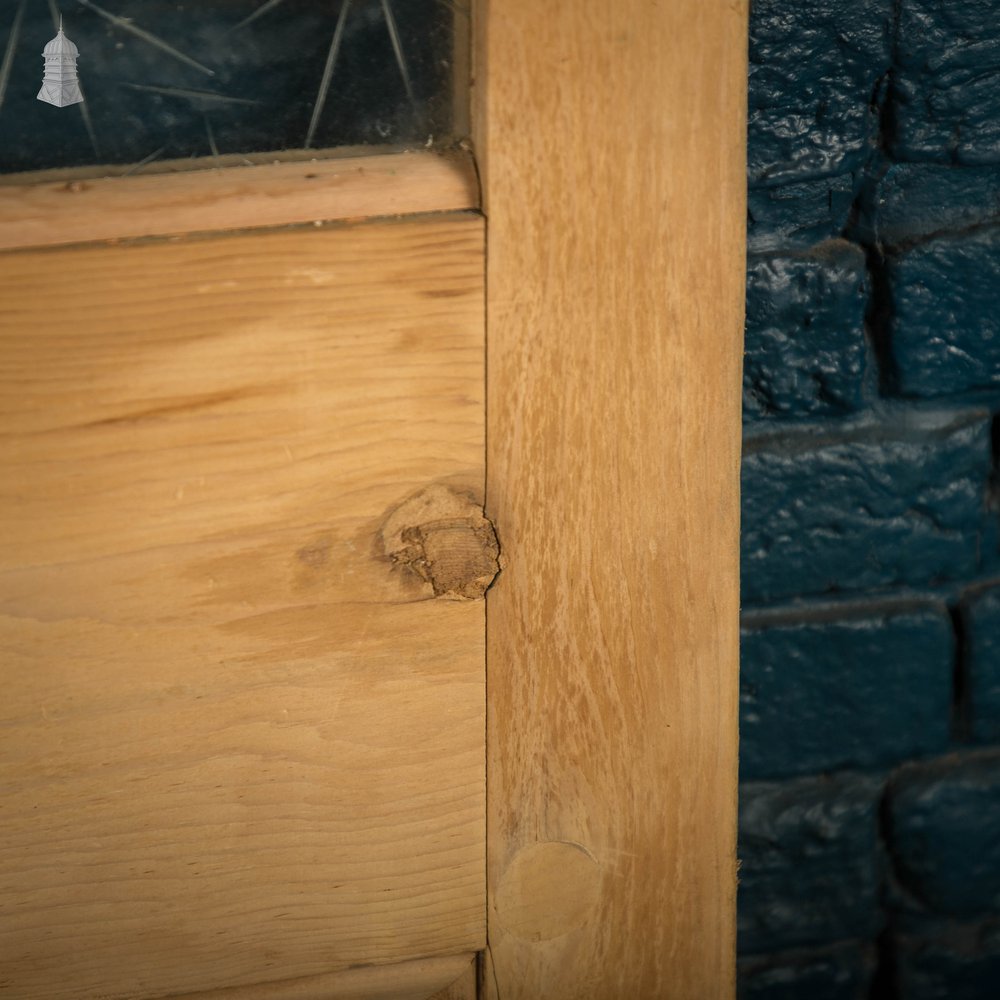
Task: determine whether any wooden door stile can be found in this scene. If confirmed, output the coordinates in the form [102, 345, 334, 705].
[476, 1, 749, 996]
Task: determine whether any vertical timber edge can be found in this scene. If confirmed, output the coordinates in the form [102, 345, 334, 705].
[477, 1, 749, 997]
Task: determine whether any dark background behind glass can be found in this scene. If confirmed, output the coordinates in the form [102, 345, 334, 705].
[0, 0, 460, 174]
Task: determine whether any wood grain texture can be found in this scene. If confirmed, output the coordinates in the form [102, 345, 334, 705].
[478, 1, 748, 997]
[426, 957, 477, 1000]
[162, 953, 478, 1000]
[0, 149, 478, 252]
[0, 215, 486, 999]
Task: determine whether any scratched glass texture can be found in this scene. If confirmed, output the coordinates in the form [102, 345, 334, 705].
[0, 0, 462, 174]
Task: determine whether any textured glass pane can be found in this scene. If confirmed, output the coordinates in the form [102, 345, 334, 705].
[0, 0, 465, 174]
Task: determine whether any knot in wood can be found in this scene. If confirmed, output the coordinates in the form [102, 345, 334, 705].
[380, 485, 501, 600]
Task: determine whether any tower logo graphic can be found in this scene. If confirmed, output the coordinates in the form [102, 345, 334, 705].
[37, 21, 83, 108]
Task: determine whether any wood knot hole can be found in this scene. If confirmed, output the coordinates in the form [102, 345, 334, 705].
[379, 484, 501, 600]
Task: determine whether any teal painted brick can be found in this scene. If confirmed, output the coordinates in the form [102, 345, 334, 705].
[738, 772, 885, 954]
[866, 164, 1000, 249]
[962, 587, 1000, 745]
[738, 942, 875, 1000]
[748, 0, 892, 185]
[891, 0, 1000, 165]
[887, 750, 1000, 916]
[889, 228, 1000, 398]
[895, 917, 1000, 1000]
[740, 606, 952, 781]
[744, 241, 869, 421]
[742, 410, 992, 605]
[748, 173, 861, 252]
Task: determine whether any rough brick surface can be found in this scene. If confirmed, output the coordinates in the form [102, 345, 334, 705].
[894, 917, 1000, 1000]
[748, 173, 861, 253]
[738, 942, 875, 1000]
[748, 0, 892, 185]
[962, 586, 1000, 745]
[744, 241, 869, 421]
[867, 164, 1000, 249]
[738, 772, 884, 954]
[740, 606, 952, 781]
[742, 410, 992, 605]
[891, 0, 1000, 165]
[888, 228, 1000, 398]
[887, 751, 1000, 916]
[741, 0, 1000, 989]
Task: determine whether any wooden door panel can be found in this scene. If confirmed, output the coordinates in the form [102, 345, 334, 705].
[0, 215, 486, 999]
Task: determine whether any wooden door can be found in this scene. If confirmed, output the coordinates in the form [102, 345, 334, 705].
[0, 2, 748, 997]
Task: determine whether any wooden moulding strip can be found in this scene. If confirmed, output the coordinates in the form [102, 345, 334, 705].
[478, 0, 748, 997]
[150, 953, 476, 1000]
[0, 149, 479, 252]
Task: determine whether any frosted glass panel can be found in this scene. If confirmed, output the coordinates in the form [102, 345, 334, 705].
[0, 0, 463, 174]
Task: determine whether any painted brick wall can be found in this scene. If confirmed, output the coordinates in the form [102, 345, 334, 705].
[740, 2, 1000, 997]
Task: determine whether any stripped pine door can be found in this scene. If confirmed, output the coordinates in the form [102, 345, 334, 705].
[0, 0, 748, 996]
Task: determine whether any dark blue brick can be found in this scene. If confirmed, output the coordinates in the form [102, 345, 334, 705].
[740, 605, 952, 781]
[742, 410, 992, 605]
[888, 229, 1000, 398]
[887, 750, 1000, 916]
[748, 174, 861, 253]
[744, 241, 869, 422]
[962, 586, 1000, 745]
[748, 0, 892, 185]
[891, 0, 1000, 165]
[738, 772, 885, 954]
[895, 917, 1000, 1000]
[738, 942, 875, 1000]
[866, 164, 1000, 249]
